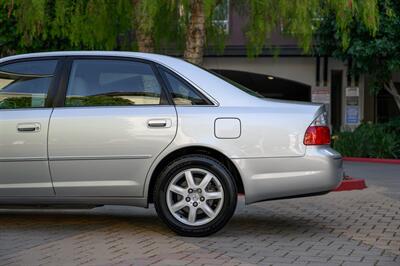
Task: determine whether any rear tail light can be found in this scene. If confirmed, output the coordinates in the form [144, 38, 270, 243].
[304, 112, 331, 145]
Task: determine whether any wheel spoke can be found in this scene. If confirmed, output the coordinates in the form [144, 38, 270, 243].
[199, 173, 212, 189]
[169, 184, 186, 196]
[188, 206, 197, 223]
[184, 170, 196, 188]
[205, 191, 223, 200]
[201, 204, 215, 218]
[170, 200, 186, 213]
[166, 167, 225, 226]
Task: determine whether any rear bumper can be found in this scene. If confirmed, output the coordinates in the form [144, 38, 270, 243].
[233, 146, 343, 204]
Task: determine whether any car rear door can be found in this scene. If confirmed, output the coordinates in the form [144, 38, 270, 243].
[48, 57, 177, 197]
[0, 59, 60, 196]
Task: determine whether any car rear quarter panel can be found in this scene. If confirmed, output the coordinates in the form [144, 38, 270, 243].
[144, 102, 320, 195]
[171, 103, 318, 159]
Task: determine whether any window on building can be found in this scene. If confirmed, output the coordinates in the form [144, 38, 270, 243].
[213, 0, 229, 33]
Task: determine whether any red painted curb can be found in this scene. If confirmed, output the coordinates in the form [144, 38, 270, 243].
[333, 177, 367, 192]
[343, 157, 400, 164]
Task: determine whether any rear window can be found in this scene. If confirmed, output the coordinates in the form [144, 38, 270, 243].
[65, 59, 163, 107]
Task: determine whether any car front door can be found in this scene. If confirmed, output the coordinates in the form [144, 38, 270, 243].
[0, 59, 59, 196]
[48, 58, 177, 197]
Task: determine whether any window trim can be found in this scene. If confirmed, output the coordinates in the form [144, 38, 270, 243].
[0, 57, 64, 110]
[0, 58, 59, 75]
[56, 56, 172, 108]
[0, 55, 218, 109]
[157, 65, 214, 106]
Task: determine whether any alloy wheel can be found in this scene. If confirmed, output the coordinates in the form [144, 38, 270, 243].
[166, 168, 224, 226]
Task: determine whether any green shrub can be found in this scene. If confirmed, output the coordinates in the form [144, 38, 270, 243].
[332, 119, 400, 159]
[385, 117, 400, 137]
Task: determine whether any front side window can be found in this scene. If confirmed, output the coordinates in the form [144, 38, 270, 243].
[161, 69, 210, 105]
[65, 60, 162, 107]
[0, 60, 57, 109]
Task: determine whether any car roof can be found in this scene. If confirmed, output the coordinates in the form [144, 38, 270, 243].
[0, 51, 267, 107]
[0, 51, 175, 64]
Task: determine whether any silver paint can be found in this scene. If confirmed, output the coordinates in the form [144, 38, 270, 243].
[0, 51, 342, 207]
[48, 106, 177, 197]
[0, 109, 54, 196]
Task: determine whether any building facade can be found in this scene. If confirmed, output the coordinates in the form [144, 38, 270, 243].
[203, 5, 399, 131]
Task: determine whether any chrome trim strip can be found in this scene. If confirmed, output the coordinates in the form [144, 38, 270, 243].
[0, 157, 47, 162]
[0, 155, 152, 162]
[0, 70, 53, 78]
[53, 180, 139, 187]
[0, 182, 53, 189]
[49, 155, 152, 161]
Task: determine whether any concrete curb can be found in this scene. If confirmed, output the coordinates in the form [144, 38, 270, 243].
[333, 177, 367, 192]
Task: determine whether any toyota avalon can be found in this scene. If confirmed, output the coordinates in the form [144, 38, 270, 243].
[0, 52, 342, 236]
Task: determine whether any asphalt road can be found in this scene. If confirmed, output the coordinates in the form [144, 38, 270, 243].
[344, 161, 400, 200]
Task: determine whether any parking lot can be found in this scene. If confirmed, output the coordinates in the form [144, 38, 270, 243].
[0, 161, 399, 266]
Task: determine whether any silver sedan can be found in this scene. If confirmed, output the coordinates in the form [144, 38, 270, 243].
[0, 52, 342, 236]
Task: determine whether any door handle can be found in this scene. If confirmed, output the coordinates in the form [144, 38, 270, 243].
[17, 123, 41, 132]
[147, 119, 171, 128]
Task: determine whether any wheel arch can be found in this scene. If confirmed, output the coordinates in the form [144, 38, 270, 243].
[147, 146, 245, 204]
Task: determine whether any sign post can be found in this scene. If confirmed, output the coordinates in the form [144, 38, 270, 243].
[345, 87, 360, 125]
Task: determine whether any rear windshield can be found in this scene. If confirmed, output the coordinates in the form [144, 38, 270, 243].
[188, 61, 265, 98]
[207, 70, 265, 98]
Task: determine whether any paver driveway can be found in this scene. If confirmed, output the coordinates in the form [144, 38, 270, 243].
[0, 162, 399, 266]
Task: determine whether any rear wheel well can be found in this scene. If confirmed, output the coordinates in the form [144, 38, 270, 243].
[148, 146, 244, 203]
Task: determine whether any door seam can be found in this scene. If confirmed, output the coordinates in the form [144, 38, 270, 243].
[47, 108, 56, 195]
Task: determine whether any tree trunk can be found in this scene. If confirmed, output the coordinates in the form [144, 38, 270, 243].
[135, 30, 154, 53]
[132, 0, 154, 53]
[384, 80, 400, 112]
[184, 0, 205, 65]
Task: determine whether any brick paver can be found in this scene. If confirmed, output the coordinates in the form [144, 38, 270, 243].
[0, 185, 399, 266]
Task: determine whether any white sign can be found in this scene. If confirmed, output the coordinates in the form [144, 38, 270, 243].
[346, 87, 359, 97]
[311, 87, 331, 104]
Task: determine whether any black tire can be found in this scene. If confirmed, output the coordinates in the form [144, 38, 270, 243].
[154, 154, 237, 237]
